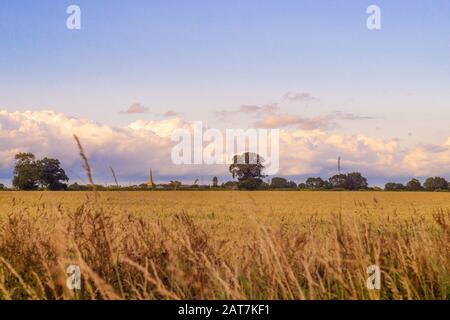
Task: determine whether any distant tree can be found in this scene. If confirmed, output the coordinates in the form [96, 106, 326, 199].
[212, 176, 218, 188]
[423, 177, 448, 191]
[385, 182, 405, 191]
[0, 184, 5, 190]
[406, 178, 422, 191]
[324, 181, 333, 189]
[222, 181, 238, 189]
[298, 183, 307, 189]
[238, 178, 264, 190]
[346, 172, 368, 190]
[329, 174, 347, 189]
[229, 152, 266, 190]
[68, 183, 80, 191]
[286, 181, 297, 189]
[305, 177, 324, 190]
[36, 158, 69, 190]
[328, 172, 368, 190]
[170, 180, 182, 190]
[12, 153, 39, 190]
[270, 177, 288, 189]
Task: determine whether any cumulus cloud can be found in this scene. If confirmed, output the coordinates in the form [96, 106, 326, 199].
[120, 103, 149, 114]
[0, 110, 449, 184]
[255, 111, 375, 130]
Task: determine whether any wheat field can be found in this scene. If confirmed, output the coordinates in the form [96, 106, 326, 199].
[0, 191, 448, 300]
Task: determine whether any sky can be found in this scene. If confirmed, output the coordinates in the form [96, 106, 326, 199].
[1, 1, 450, 186]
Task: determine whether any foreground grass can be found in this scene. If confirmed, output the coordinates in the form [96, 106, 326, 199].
[0, 191, 448, 300]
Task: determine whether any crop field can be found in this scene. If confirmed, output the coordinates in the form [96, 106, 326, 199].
[0, 191, 448, 300]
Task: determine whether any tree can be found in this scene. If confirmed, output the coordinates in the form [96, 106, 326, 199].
[68, 183, 90, 191]
[12, 153, 39, 190]
[406, 178, 422, 191]
[222, 181, 238, 189]
[212, 176, 218, 188]
[238, 178, 264, 190]
[385, 182, 405, 191]
[305, 177, 325, 190]
[270, 177, 288, 189]
[0, 184, 5, 190]
[36, 158, 69, 190]
[229, 152, 266, 190]
[329, 174, 347, 189]
[169, 180, 182, 190]
[424, 177, 448, 191]
[346, 172, 368, 190]
[286, 181, 297, 189]
[298, 183, 307, 189]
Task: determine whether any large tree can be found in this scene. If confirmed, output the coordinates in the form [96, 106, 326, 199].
[423, 177, 448, 191]
[12, 153, 69, 190]
[12, 153, 39, 190]
[328, 174, 347, 189]
[305, 177, 325, 190]
[346, 172, 368, 190]
[270, 177, 288, 189]
[36, 158, 69, 190]
[406, 178, 422, 191]
[229, 152, 266, 190]
[328, 172, 368, 190]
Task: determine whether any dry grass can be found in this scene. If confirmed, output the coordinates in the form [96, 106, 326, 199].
[0, 191, 448, 300]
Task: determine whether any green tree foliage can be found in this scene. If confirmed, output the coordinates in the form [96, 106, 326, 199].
[385, 182, 405, 191]
[270, 177, 287, 189]
[270, 177, 297, 189]
[212, 176, 218, 188]
[12, 153, 69, 190]
[36, 158, 69, 190]
[238, 178, 264, 190]
[298, 183, 307, 189]
[328, 174, 347, 189]
[222, 181, 238, 189]
[346, 172, 368, 190]
[170, 180, 182, 190]
[229, 152, 266, 190]
[328, 172, 368, 190]
[423, 177, 448, 191]
[12, 153, 39, 190]
[305, 177, 325, 190]
[406, 178, 422, 191]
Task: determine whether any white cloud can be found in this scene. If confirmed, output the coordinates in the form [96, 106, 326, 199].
[0, 110, 449, 184]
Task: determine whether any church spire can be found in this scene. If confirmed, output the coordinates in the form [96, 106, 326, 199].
[148, 168, 154, 189]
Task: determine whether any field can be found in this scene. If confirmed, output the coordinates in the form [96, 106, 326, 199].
[0, 191, 448, 300]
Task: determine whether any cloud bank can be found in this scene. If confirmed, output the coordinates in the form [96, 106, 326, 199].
[1, 110, 449, 185]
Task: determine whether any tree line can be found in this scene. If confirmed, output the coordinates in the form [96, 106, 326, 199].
[2, 152, 449, 191]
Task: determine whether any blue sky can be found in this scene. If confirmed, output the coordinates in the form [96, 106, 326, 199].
[0, 1, 449, 185]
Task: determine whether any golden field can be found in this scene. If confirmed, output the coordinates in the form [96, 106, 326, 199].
[0, 191, 448, 300]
